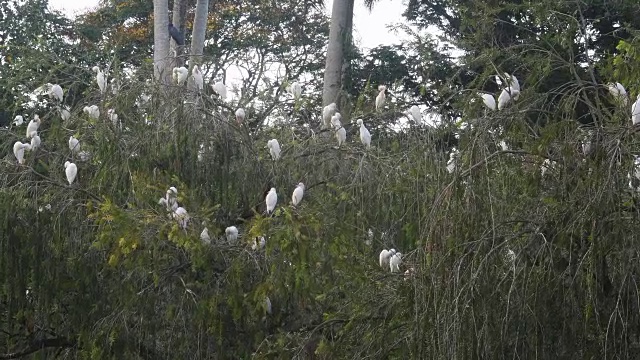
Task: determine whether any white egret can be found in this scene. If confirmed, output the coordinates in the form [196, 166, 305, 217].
[173, 207, 189, 229]
[13, 115, 24, 126]
[289, 81, 302, 100]
[83, 105, 100, 120]
[64, 161, 77, 184]
[409, 105, 422, 123]
[479, 93, 497, 111]
[365, 229, 373, 246]
[404, 267, 416, 280]
[267, 139, 281, 160]
[540, 158, 555, 177]
[166, 187, 178, 211]
[172, 67, 188, 85]
[291, 182, 305, 206]
[107, 109, 120, 128]
[69, 136, 80, 153]
[252, 236, 266, 250]
[265, 187, 277, 214]
[264, 296, 272, 315]
[379, 249, 396, 269]
[331, 112, 342, 128]
[375, 85, 386, 111]
[60, 107, 71, 121]
[191, 65, 203, 91]
[235, 108, 246, 124]
[47, 84, 64, 102]
[322, 103, 337, 129]
[390, 252, 402, 273]
[110, 78, 120, 95]
[628, 156, 640, 191]
[357, 119, 371, 148]
[212, 81, 227, 100]
[500, 73, 520, 92]
[225, 226, 238, 242]
[446, 149, 459, 173]
[497, 88, 520, 110]
[30, 132, 41, 149]
[13, 142, 31, 164]
[608, 82, 628, 104]
[92, 66, 106, 94]
[631, 94, 640, 126]
[336, 126, 346, 147]
[26, 115, 41, 139]
[200, 227, 211, 244]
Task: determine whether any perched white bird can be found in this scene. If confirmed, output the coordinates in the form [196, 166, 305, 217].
[540, 158, 555, 177]
[322, 103, 337, 129]
[289, 81, 302, 99]
[173, 67, 188, 85]
[92, 66, 106, 94]
[497, 88, 520, 110]
[69, 136, 80, 153]
[479, 93, 497, 111]
[64, 161, 77, 184]
[225, 226, 238, 242]
[390, 252, 402, 273]
[235, 108, 246, 124]
[252, 236, 266, 250]
[191, 65, 203, 90]
[13, 142, 31, 164]
[212, 81, 227, 100]
[48, 84, 63, 102]
[83, 105, 100, 120]
[379, 249, 396, 269]
[264, 296, 272, 315]
[331, 112, 342, 128]
[403, 267, 416, 280]
[30, 132, 41, 149]
[267, 139, 281, 160]
[336, 127, 346, 147]
[200, 228, 211, 244]
[500, 73, 520, 92]
[110, 78, 120, 95]
[446, 150, 458, 173]
[375, 85, 386, 111]
[173, 207, 189, 229]
[166, 187, 178, 211]
[26, 115, 41, 139]
[608, 82, 628, 104]
[107, 109, 120, 128]
[409, 105, 422, 123]
[59, 107, 71, 121]
[13, 115, 24, 126]
[505, 249, 516, 264]
[631, 94, 640, 126]
[291, 183, 305, 206]
[628, 156, 640, 192]
[265, 187, 277, 214]
[357, 119, 371, 148]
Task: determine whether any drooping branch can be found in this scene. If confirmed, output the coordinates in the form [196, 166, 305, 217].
[0, 337, 76, 359]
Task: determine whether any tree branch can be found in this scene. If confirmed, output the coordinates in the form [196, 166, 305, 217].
[0, 337, 75, 359]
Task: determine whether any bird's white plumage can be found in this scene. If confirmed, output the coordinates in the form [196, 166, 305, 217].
[225, 226, 238, 242]
[375, 86, 386, 111]
[336, 127, 346, 147]
[49, 84, 63, 102]
[108, 109, 120, 128]
[608, 82, 627, 103]
[64, 161, 77, 184]
[30, 132, 41, 149]
[322, 103, 337, 129]
[93, 66, 106, 94]
[409, 105, 422, 123]
[26, 115, 41, 139]
[390, 252, 402, 273]
[13, 142, 31, 164]
[497, 89, 519, 110]
[212, 81, 227, 100]
[173, 207, 189, 229]
[265, 187, 277, 213]
[83, 105, 100, 120]
[379, 249, 392, 269]
[631, 95, 640, 125]
[290, 82, 302, 99]
[267, 139, 281, 160]
[252, 236, 266, 250]
[331, 112, 342, 128]
[191, 65, 203, 90]
[60, 107, 71, 121]
[173, 67, 188, 85]
[291, 183, 305, 206]
[13, 115, 24, 126]
[200, 228, 211, 243]
[357, 119, 371, 148]
[480, 93, 497, 111]
[69, 136, 80, 153]
[446, 150, 458, 173]
[235, 108, 245, 123]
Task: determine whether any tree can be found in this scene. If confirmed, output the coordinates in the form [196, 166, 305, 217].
[322, 0, 354, 107]
[153, 0, 170, 81]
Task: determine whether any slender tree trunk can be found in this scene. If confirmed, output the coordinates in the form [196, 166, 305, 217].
[322, 0, 354, 107]
[190, 0, 210, 69]
[170, 0, 187, 67]
[153, 0, 170, 82]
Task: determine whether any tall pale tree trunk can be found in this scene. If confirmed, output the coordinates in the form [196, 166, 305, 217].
[189, 0, 210, 69]
[322, 0, 354, 107]
[170, 0, 187, 67]
[153, 0, 170, 82]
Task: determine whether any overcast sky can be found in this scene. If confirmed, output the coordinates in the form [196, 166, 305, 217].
[48, 0, 410, 50]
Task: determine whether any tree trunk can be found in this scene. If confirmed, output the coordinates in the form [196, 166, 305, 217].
[189, 0, 210, 70]
[170, 0, 187, 67]
[322, 0, 354, 107]
[153, 0, 170, 82]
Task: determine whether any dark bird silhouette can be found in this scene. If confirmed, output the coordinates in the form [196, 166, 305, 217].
[168, 23, 185, 45]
